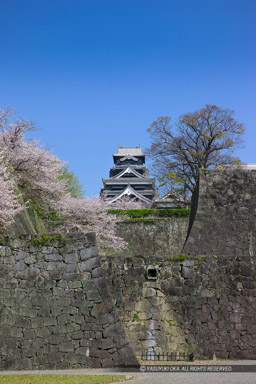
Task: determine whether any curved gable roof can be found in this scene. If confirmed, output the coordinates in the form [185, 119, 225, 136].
[114, 166, 143, 179]
[108, 185, 152, 204]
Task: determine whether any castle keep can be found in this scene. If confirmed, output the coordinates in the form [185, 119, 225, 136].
[101, 146, 157, 204]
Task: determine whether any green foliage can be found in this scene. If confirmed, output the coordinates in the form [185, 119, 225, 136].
[107, 208, 190, 218]
[37, 210, 60, 222]
[32, 234, 69, 248]
[166, 319, 177, 326]
[132, 312, 140, 321]
[22, 166, 83, 234]
[185, 338, 194, 352]
[194, 255, 207, 266]
[0, 236, 7, 246]
[58, 165, 85, 198]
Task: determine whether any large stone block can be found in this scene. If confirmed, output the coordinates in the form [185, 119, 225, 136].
[79, 257, 100, 272]
[80, 246, 98, 261]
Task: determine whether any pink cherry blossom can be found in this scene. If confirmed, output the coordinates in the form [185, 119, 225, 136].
[0, 107, 127, 252]
[0, 153, 24, 233]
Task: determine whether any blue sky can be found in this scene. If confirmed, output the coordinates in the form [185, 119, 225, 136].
[0, 0, 255, 196]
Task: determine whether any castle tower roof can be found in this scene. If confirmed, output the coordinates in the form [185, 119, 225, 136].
[113, 145, 143, 157]
[101, 145, 157, 205]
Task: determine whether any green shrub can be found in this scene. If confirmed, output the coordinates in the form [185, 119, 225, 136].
[107, 208, 190, 218]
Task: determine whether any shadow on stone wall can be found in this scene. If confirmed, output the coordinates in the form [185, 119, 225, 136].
[2, 169, 256, 367]
[0, 233, 138, 370]
[102, 255, 194, 360]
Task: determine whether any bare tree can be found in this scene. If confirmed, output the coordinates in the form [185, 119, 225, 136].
[146, 104, 245, 198]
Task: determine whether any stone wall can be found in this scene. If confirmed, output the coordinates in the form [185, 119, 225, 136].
[103, 249, 256, 360]
[180, 169, 256, 359]
[159, 254, 256, 359]
[0, 216, 189, 370]
[102, 170, 256, 360]
[1, 169, 256, 367]
[184, 169, 256, 257]
[102, 255, 193, 359]
[0, 233, 138, 370]
[116, 217, 189, 258]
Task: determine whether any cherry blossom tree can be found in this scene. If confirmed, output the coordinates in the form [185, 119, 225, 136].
[0, 154, 24, 233]
[111, 196, 144, 209]
[0, 108, 66, 208]
[0, 107, 126, 252]
[53, 195, 127, 251]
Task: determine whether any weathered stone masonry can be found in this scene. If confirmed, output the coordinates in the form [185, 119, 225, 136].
[116, 217, 189, 258]
[0, 233, 138, 370]
[103, 170, 256, 360]
[103, 254, 193, 359]
[180, 169, 256, 359]
[104, 252, 256, 360]
[1, 169, 256, 369]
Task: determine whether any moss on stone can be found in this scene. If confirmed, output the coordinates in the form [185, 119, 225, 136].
[194, 255, 207, 266]
[132, 312, 140, 321]
[164, 254, 187, 263]
[32, 234, 69, 248]
[0, 237, 6, 246]
[166, 319, 177, 327]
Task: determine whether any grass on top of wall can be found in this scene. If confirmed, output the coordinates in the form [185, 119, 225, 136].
[107, 208, 190, 219]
